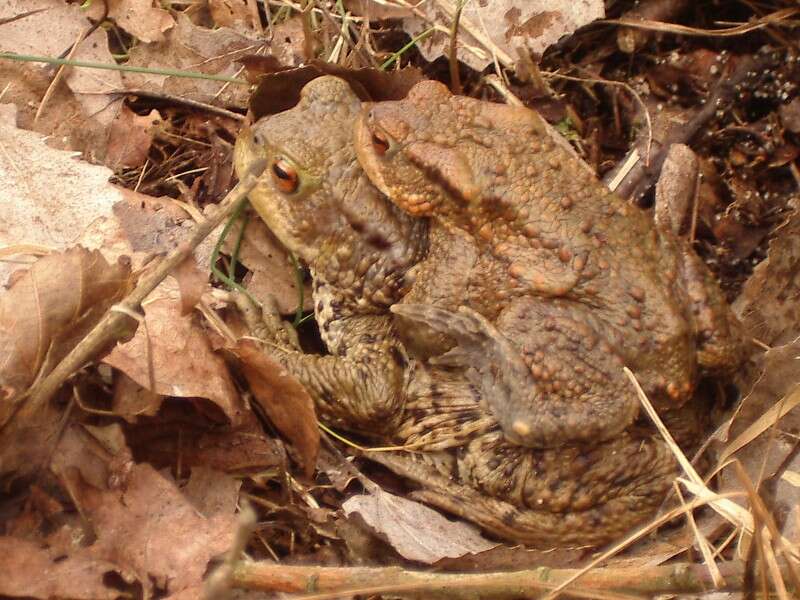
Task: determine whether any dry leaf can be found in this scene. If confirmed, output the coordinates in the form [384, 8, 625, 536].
[126, 408, 285, 474]
[0, 122, 130, 282]
[343, 488, 496, 564]
[393, 0, 604, 71]
[122, 12, 258, 108]
[50, 423, 133, 492]
[232, 340, 319, 477]
[112, 373, 163, 422]
[718, 340, 800, 541]
[66, 462, 237, 596]
[172, 256, 209, 315]
[110, 190, 205, 271]
[0, 537, 123, 600]
[780, 97, 800, 133]
[209, 0, 255, 32]
[0, 0, 122, 128]
[1, 60, 118, 161]
[225, 217, 310, 314]
[267, 16, 308, 67]
[0, 247, 132, 415]
[182, 466, 242, 517]
[104, 297, 245, 425]
[105, 105, 161, 171]
[343, 0, 408, 19]
[247, 61, 424, 119]
[733, 205, 800, 346]
[86, 0, 175, 43]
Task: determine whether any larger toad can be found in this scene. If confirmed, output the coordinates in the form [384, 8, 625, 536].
[233, 76, 702, 547]
[355, 81, 746, 448]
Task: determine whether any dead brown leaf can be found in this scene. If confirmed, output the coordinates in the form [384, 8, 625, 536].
[50, 422, 133, 492]
[0, 122, 129, 283]
[112, 373, 164, 421]
[0, 247, 132, 420]
[0, 0, 122, 129]
[343, 487, 496, 564]
[733, 205, 800, 346]
[387, 0, 604, 71]
[104, 296, 244, 425]
[110, 190, 194, 267]
[717, 340, 800, 541]
[105, 105, 161, 171]
[0, 537, 125, 600]
[225, 217, 310, 314]
[209, 0, 255, 32]
[232, 340, 318, 478]
[780, 97, 800, 133]
[182, 465, 242, 517]
[172, 256, 209, 315]
[66, 461, 237, 596]
[122, 12, 259, 108]
[247, 61, 424, 119]
[86, 0, 174, 43]
[126, 407, 285, 474]
[0, 60, 110, 158]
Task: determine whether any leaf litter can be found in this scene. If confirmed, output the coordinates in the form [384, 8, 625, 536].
[0, 1, 799, 598]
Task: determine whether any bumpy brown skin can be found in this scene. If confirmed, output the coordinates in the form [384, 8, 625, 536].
[355, 80, 746, 448]
[235, 76, 684, 548]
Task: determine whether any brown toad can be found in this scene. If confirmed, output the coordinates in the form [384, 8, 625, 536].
[233, 76, 691, 547]
[355, 80, 746, 448]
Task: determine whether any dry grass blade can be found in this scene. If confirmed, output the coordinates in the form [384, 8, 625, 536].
[624, 368, 703, 484]
[674, 482, 724, 587]
[718, 384, 800, 464]
[605, 7, 799, 38]
[731, 461, 800, 592]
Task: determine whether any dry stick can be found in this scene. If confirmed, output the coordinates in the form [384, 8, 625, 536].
[110, 89, 246, 121]
[24, 159, 266, 412]
[231, 559, 796, 599]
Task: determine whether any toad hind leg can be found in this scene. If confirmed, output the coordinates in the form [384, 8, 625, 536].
[392, 301, 640, 448]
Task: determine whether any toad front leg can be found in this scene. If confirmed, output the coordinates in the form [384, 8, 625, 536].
[240, 288, 409, 436]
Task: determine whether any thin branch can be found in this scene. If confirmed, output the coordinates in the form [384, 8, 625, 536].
[231, 559, 796, 599]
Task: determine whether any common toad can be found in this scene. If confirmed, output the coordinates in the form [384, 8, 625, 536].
[233, 76, 705, 547]
[355, 80, 745, 448]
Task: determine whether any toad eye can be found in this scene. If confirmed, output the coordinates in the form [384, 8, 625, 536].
[371, 129, 390, 156]
[271, 158, 299, 193]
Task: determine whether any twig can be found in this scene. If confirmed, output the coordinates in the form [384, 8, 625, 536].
[205, 502, 257, 600]
[24, 159, 266, 412]
[230, 559, 796, 598]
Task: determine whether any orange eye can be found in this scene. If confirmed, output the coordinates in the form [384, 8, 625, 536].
[371, 130, 390, 156]
[271, 158, 299, 193]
